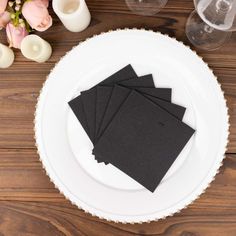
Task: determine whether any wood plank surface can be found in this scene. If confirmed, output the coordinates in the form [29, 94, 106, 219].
[0, 0, 236, 235]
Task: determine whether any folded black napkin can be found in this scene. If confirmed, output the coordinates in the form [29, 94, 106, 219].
[95, 75, 154, 142]
[93, 90, 195, 192]
[96, 85, 174, 142]
[95, 85, 186, 163]
[85, 74, 154, 143]
[68, 64, 137, 141]
[68, 65, 195, 192]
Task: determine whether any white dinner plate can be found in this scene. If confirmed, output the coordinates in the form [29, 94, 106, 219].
[35, 29, 229, 223]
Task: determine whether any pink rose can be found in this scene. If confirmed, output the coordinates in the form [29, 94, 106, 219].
[22, 0, 52, 32]
[0, 11, 11, 29]
[0, 0, 7, 14]
[41, 0, 49, 8]
[6, 23, 29, 49]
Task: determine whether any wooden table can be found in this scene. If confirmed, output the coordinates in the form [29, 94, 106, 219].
[0, 0, 236, 235]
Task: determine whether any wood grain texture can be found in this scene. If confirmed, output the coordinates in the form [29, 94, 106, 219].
[0, 0, 236, 235]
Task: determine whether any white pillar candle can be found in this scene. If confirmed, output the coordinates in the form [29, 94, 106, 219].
[0, 44, 14, 68]
[21, 35, 52, 63]
[53, 0, 91, 32]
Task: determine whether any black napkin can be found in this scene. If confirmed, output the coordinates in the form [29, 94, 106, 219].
[95, 74, 155, 141]
[95, 85, 186, 163]
[93, 90, 195, 192]
[97, 85, 172, 141]
[68, 96, 89, 137]
[68, 65, 137, 141]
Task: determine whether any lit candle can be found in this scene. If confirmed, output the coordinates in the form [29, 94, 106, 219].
[21, 35, 52, 63]
[53, 0, 91, 32]
[0, 43, 14, 69]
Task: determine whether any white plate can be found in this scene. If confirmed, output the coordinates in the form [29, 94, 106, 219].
[35, 29, 229, 223]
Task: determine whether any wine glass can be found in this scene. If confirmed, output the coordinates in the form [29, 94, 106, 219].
[186, 0, 236, 50]
[125, 0, 168, 16]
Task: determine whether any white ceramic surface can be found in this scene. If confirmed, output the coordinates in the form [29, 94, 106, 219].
[35, 29, 229, 223]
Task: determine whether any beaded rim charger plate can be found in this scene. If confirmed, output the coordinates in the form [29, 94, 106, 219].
[35, 29, 229, 223]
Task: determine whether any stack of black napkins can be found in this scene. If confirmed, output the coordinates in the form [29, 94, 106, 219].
[69, 65, 195, 192]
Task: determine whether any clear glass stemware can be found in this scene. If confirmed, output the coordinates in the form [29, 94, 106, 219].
[125, 0, 168, 16]
[186, 0, 236, 50]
